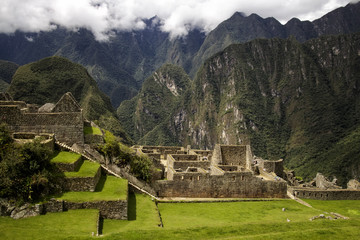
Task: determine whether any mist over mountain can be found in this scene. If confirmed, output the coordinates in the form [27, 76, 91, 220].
[0, 2, 359, 107]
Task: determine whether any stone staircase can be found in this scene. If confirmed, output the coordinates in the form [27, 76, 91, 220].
[55, 141, 159, 200]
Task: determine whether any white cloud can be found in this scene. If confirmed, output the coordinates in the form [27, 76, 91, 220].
[0, 0, 357, 41]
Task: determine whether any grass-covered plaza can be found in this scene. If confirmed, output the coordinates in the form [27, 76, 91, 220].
[1, 193, 360, 239]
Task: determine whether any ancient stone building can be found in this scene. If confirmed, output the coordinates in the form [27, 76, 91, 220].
[135, 144, 287, 198]
[0, 92, 84, 145]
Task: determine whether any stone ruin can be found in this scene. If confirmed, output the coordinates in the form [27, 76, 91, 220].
[287, 172, 360, 200]
[135, 144, 288, 198]
[0, 92, 84, 145]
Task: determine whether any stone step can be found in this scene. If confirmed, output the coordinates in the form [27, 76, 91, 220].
[63, 161, 102, 192]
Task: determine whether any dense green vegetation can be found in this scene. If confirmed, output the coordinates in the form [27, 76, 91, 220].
[1, 193, 360, 239]
[99, 130, 154, 182]
[0, 60, 18, 92]
[0, 124, 62, 202]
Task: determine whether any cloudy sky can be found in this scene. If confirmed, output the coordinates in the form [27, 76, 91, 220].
[0, 0, 358, 40]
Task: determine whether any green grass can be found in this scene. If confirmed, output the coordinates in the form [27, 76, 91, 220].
[84, 126, 102, 135]
[304, 199, 360, 218]
[64, 160, 100, 178]
[103, 193, 160, 236]
[58, 175, 128, 202]
[1, 197, 360, 239]
[50, 151, 81, 164]
[0, 209, 98, 240]
[103, 199, 360, 240]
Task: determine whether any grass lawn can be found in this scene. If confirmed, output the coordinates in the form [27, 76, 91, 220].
[1, 195, 359, 239]
[50, 151, 81, 164]
[58, 175, 128, 202]
[103, 199, 360, 240]
[84, 126, 102, 135]
[64, 160, 100, 178]
[0, 209, 98, 240]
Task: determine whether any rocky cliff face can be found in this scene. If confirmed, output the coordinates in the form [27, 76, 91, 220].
[117, 64, 191, 145]
[119, 32, 360, 185]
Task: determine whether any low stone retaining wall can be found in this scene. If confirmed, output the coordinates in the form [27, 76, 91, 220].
[55, 158, 83, 172]
[43, 198, 128, 219]
[289, 187, 360, 200]
[65, 200, 127, 219]
[63, 166, 102, 192]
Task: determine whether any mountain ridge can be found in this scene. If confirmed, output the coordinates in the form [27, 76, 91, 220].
[0, 2, 359, 107]
[118, 32, 360, 185]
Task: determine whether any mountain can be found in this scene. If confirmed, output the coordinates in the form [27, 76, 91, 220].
[0, 2, 359, 107]
[0, 25, 205, 107]
[118, 32, 360, 186]
[117, 64, 191, 145]
[190, 2, 360, 76]
[7, 56, 131, 142]
[0, 60, 18, 92]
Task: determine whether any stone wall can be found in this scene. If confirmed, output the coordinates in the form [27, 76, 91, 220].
[170, 154, 198, 161]
[259, 159, 284, 177]
[43, 198, 128, 219]
[156, 169, 287, 198]
[289, 187, 360, 200]
[63, 166, 101, 192]
[64, 200, 128, 219]
[173, 161, 210, 171]
[211, 144, 252, 169]
[55, 157, 83, 172]
[0, 105, 84, 145]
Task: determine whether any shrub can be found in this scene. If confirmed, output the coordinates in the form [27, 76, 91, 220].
[0, 125, 61, 202]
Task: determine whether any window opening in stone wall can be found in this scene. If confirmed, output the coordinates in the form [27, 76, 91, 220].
[232, 176, 236, 181]
[241, 175, 245, 181]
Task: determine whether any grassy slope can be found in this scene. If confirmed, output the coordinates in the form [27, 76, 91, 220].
[50, 151, 81, 164]
[83, 126, 102, 135]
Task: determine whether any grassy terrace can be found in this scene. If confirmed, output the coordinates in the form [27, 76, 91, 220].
[64, 160, 100, 178]
[84, 126, 102, 135]
[0, 209, 98, 240]
[1, 196, 360, 239]
[50, 151, 81, 164]
[57, 176, 128, 202]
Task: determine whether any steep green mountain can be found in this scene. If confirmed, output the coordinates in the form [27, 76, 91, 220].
[119, 33, 360, 186]
[0, 60, 18, 92]
[117, 64, 191, 145]
[7, 56, 131, 142]
[0, 3, 359, 107]
[190, 2, 360, 76]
